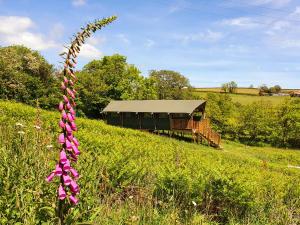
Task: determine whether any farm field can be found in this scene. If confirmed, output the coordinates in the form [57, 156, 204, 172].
[194, 88, 259, 95]
[1, 101, 300, 224]
[194, 87, 300, 95]
[193, 91, 290, 105]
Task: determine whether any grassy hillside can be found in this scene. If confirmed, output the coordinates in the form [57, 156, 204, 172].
[1, 101, 300, 224]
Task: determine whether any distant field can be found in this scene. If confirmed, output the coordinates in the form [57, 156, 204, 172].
[194, 87, 259, 95]
[193, 91, 289, 105]
[194, 87, 299, 96]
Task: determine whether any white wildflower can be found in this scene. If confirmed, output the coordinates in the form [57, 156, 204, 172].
[46, 145, 53, 149]
[33, 125, 41, 130]
[192, 201, 197, 206]
[15, 122, 24, 127]
[17, 131, 25, 135]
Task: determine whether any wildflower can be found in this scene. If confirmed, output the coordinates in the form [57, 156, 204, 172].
[63, 174, 71, 185]
[65, 139, 73, 150]
[69, 195, 79, 205]
[61, 82, 66, 90]
[17, 131, 25, 135]
[55, 164, 63, 176]
[46, 145, 53, 150]
[66, 102, 71, 110]
[59, 120, 65, 128]
[63, 95, 69, 103]
[58, 185, 66, 200]
[63, 160, 71, 171]
[60, 150, 68, 164]
[34, 125, 41, 130]
[58, 133, 65, 144]
[58, 102, 64, 111]
[62, 110, 67, 120]
[192, 201, 197, 206]
[70, 168, 79, 179]
[46, 172, 55, 182]
[15, 122, 24, 127]
[70, 180, 79, 194]
[67, 113, 74, 122]
[65, 123, 72, 133]
[73, 137, 79, 146]
[69, 107, 75, 116]
[63, 76, 68, 84]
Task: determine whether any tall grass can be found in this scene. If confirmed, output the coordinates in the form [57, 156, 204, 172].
[1, 100, 300, 224]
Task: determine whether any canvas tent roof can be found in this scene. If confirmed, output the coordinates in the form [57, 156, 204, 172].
[102, 100, 206, 114]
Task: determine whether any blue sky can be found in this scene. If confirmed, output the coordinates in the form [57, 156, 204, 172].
[0, 0, 300, 88]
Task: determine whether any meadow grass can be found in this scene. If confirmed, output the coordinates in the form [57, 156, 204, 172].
[193, 91, 289, 105]
[0, 100, 300, 224]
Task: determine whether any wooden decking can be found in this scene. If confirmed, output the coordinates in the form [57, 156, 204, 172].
[170, 118, 221, 148]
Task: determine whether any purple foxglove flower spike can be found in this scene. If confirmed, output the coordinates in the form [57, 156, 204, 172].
[46, 16, 118, 212]
[55, 164, 63, 176]
[67, 113, 74, 122]
[63, 76, 68, 84]
[58, 133, 65, 144]
[63, 160, 71, 171]
[63, 174, 71, 186]
[69, 195, 79, 205]
[70, 153, 78, 162]
[63, 95, 69, 103]
[70, 168, 79, 179]
[69, 107, 75, 116]
[59, 120, 65, 129]
[58, 102, 64, 111]
[72, 144, 80, 156]
[70, 180, 79, 194]
[67, 133, 74, 141]
[60, 150, 68, 164]
[70, 122, 77, 131]
[61, 82, 66, 90]
[73, 137, 79, 146]
[46, 172, 55, 182]
[65, 123, 72, 133]
[58, 185, 66, 200]
[66, 102, 71, 110]
[62, 110, 67, 120]
[65, 139, 72, 150]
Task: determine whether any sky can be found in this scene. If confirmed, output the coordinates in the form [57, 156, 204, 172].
[0, 0, 300, 88]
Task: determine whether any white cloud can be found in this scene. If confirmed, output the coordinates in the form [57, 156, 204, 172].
[169, 0, 189, 13]
[72, 0, 86, 6]
[0, 16, 58, 50]
[175, 30, 224, 44]
[116, 34, 130, 44]
[79, 43, 102, 59]
[145, 39, 155, 48]
[0, 16, 33, 34]
[221, 17, 261, 28]
[77, 36, 105, 60]
[250, 0, 291, 7]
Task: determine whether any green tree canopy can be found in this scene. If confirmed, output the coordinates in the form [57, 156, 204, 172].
[149, 70, 192, 99]
[75, 54, 157, 118]
[0, 45, 60, 109]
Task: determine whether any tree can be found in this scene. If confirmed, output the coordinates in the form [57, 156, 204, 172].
[221, 81, 237, 93]
[0, 45, 60, 109]
[149, 70, 192, 99]
[221, 83, 229, 93]
[75, 54, 157, 118]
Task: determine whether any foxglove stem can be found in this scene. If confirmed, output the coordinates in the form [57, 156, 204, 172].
[47, 17, 117, 218]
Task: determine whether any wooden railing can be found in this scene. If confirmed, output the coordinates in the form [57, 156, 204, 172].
[171, 118, 221, 147]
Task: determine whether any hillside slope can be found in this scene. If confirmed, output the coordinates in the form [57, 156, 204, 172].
[0, 101, 300, 224]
